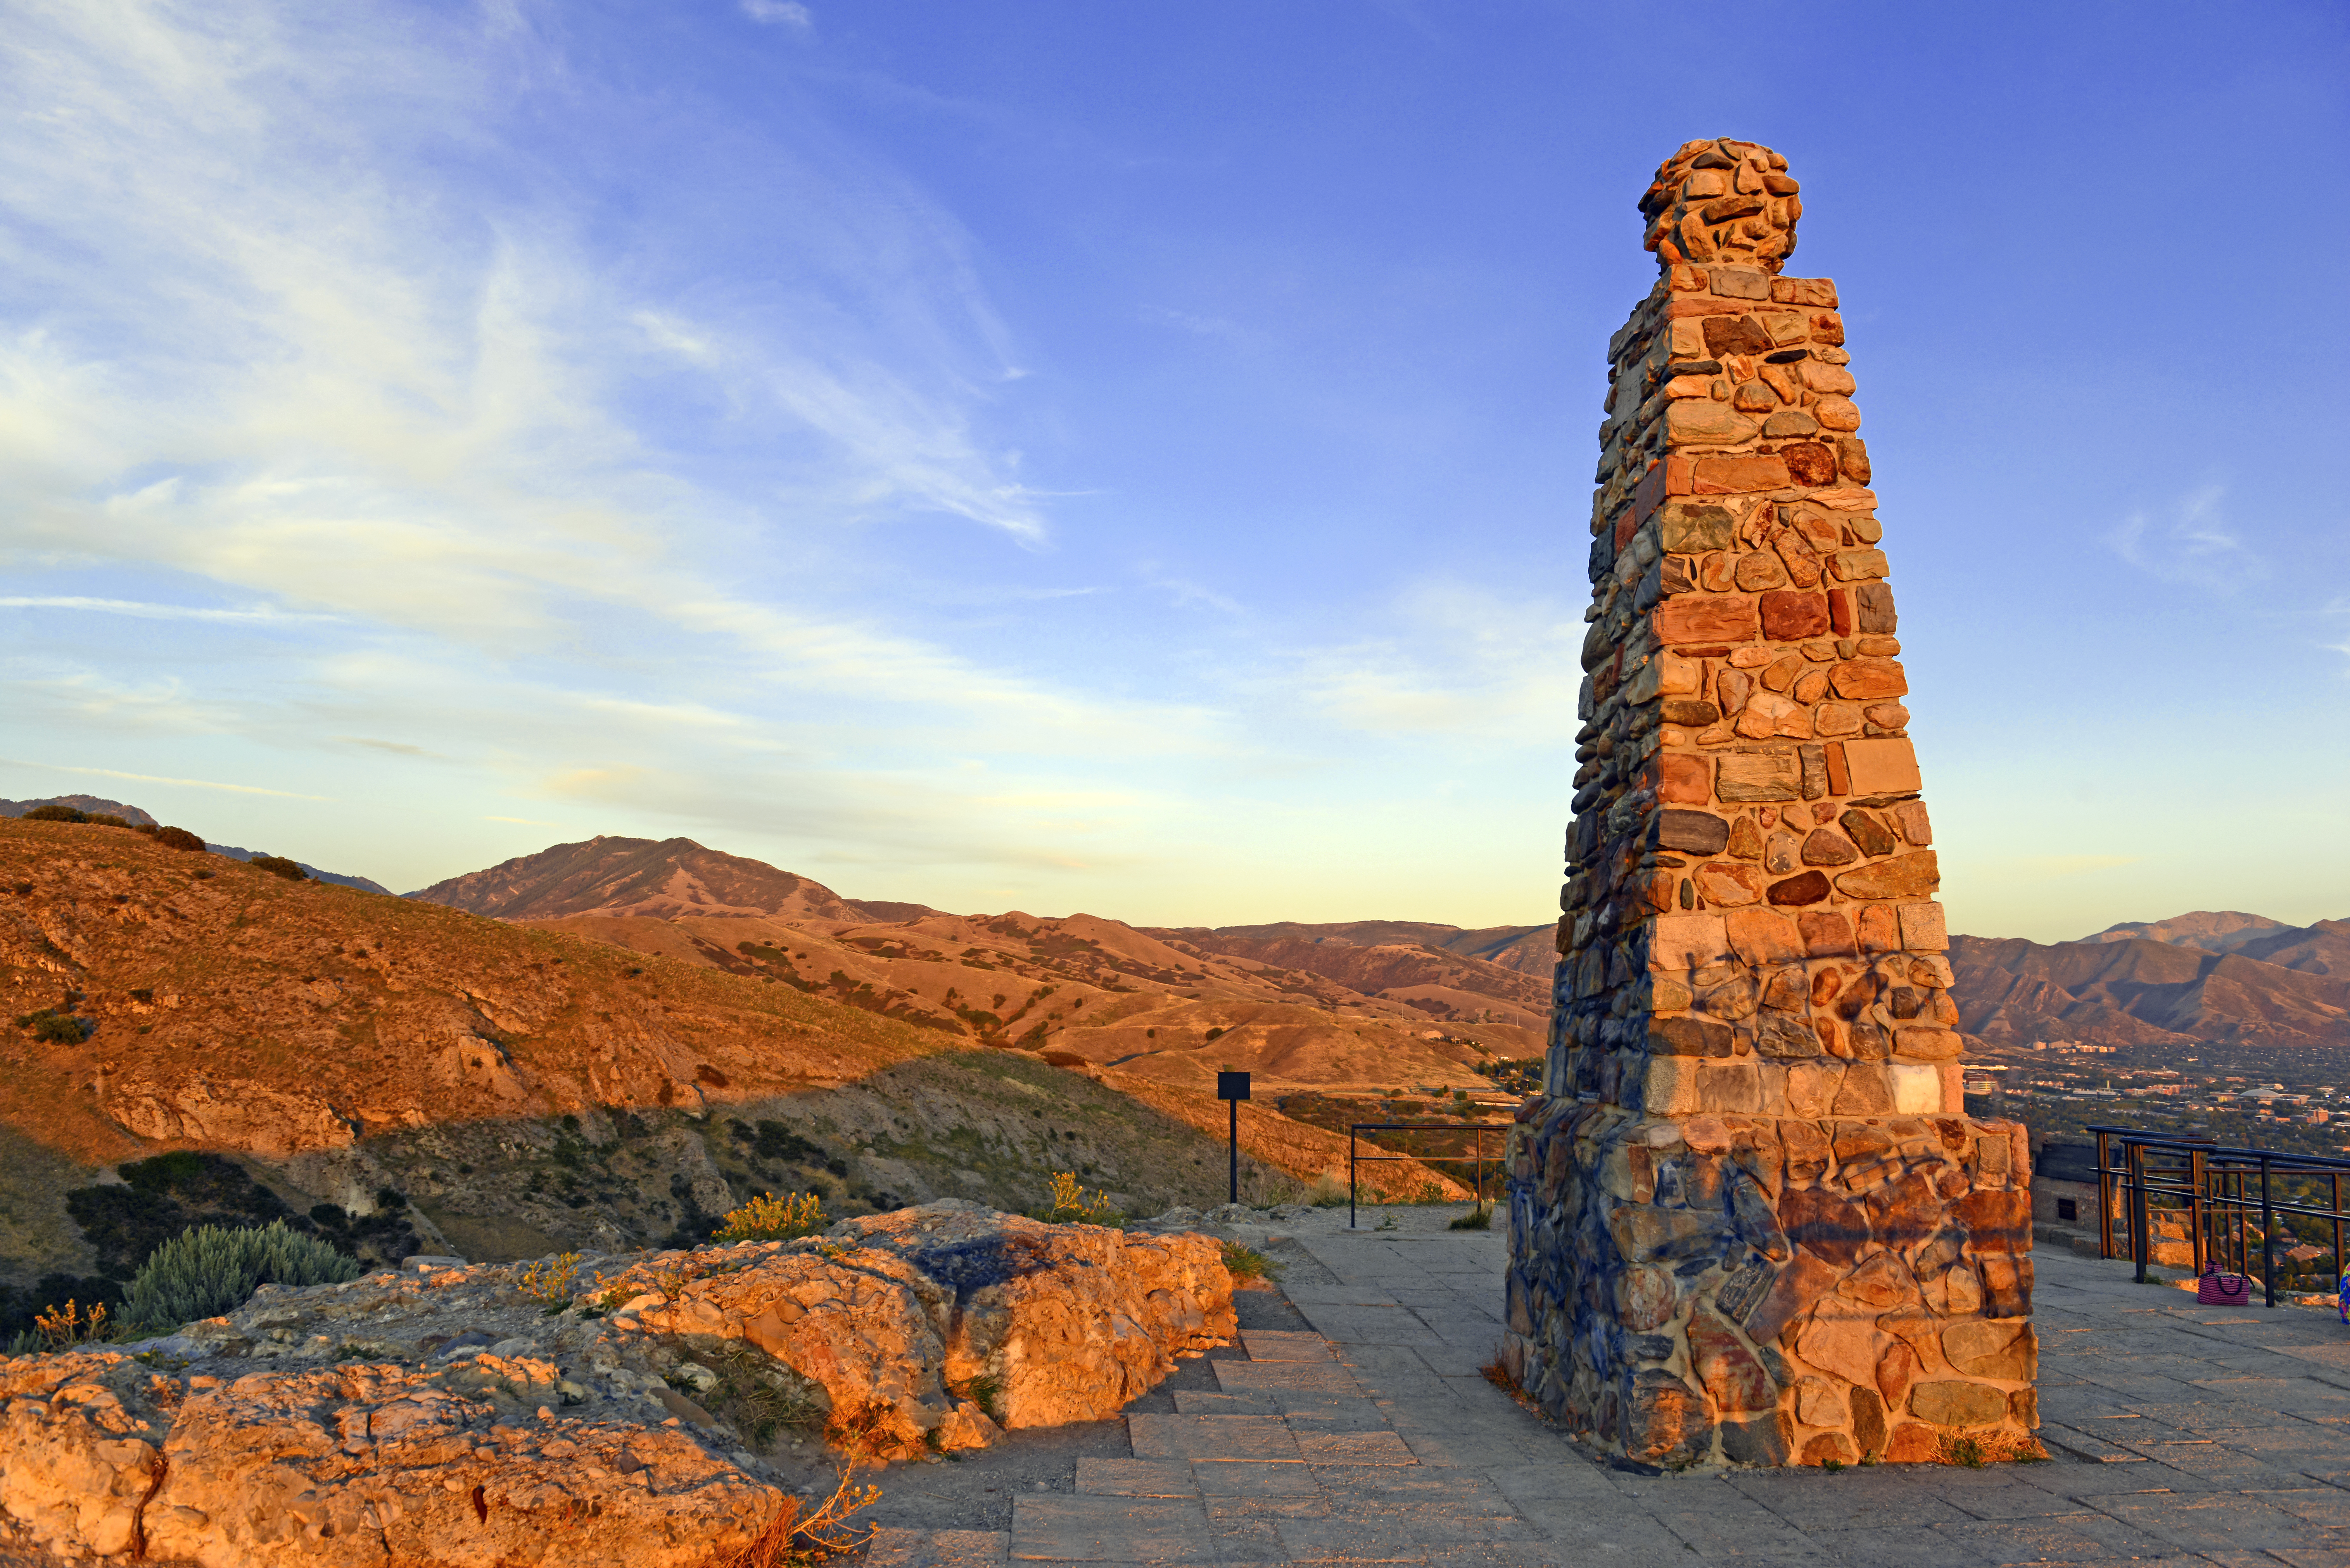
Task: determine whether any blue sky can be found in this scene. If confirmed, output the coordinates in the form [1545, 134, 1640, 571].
[3, 0, 2345, 941]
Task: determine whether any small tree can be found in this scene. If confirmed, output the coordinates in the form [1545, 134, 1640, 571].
[22, 804, 86, 823]
[250, 855, 306, 881]
[152, 827, 205, 852]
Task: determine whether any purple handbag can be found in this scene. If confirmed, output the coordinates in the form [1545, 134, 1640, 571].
[2198, 1266, 2252, 1306]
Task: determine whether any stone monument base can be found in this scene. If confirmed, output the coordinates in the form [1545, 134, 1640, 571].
[1503, 1102, 2035, 1467]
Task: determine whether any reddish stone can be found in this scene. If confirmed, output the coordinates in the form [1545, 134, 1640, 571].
[1956, 1189, 2030, 1253]
[1876, 1340, 1919, 1411]
[1766, 870, 1830, 906]
[1837, 436, 1870, 483]
[1696, 862, 1767, 907]
[1780, 443, 1837, 486]
[1855, 904, 1899, 955]
[1700, 314, 1774, 357]
[1882, 1423, 1938, 1463]
[1822, 741, 1850, 796]
[1723, 908, 1804, 964]
[1744, 1251, 1839, 1345]
[1828, 657, 1908, 699]
[1779, 1188, 1871, 1266]
[1654, 594, 1761, 646]
[1757, 590, 1830, 641]
[1799, 910, 1856, 956]
[1691, 454, 1792, 494]
[1800, 1432, 1856, 1467]
[1799, 829, 1858, 866]
[1864, 1171, 1944, 1250]
[1826, 587, 1852, 636]
[1657, 753, 1712, 804]
[1689, 1308, 1775, 1416]
[1834, 851, 1939, 900]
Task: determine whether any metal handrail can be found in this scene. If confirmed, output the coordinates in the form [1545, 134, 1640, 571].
[2088, 1124, 2350, 1308]
[1347, 1121, 1502, 1229]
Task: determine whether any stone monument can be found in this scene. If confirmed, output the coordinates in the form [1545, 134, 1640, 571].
[1500, 138, 2036, 1468]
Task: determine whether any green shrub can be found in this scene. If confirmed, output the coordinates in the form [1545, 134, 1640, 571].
[153, 826, 205, 852]
[1220, 1240, 1284, 1283]
[249, 855, 306, 881]
[22, 804, 86, 823]
[17, 1010, 90, 1045]
[87, 813, 131, 829]
[125, 1221, 359, 1329]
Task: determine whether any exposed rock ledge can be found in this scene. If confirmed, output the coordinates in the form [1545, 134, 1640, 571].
[0, 1200, 1233, 1565]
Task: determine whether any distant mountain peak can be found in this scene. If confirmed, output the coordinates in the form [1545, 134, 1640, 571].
[406, 836, 935, 924]
[2085, 910, 2292, 956]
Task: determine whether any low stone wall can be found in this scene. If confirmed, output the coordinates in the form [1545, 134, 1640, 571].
[0, 1200, 1234, 1564]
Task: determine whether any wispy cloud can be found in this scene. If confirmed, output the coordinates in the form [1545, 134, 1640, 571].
[335, 736, 437, 757]
[0, 597, 341, 625]
[2, 761, 331, 801]
[1286, 582, 1583, 738]
[2106, 485, 2264, 591]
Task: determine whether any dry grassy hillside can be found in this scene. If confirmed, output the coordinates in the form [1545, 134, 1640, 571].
[521, 908, 1531, 1095]
[0, 819, 1464, 1290]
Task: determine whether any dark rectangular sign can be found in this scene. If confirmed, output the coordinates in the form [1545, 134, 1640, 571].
[1216, 1071, 1251, 1102]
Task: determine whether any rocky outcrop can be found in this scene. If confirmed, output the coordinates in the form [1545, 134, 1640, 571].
[0, 1202, 1232, 1563]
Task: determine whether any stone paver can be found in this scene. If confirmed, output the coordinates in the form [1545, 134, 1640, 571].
[886, 1211, 2350, 1565]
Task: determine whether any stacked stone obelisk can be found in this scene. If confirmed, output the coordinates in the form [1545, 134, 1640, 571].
[1500, 139, 2035, 1468]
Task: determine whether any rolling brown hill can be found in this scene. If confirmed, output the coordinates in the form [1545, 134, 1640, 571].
[0, 818, 1470, 1289]
[1154, 926, 1550, 1026]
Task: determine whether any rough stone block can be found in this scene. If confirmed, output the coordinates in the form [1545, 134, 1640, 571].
[1655, 594, 1760, 646]
[1841, 736, 1921, 795]
[1716, 751, 1802, 802]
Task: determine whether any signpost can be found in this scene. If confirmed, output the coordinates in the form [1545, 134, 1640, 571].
[1216, 1071, 1251, 1204]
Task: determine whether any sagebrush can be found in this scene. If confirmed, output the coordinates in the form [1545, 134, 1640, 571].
[125, 1220, 360, 1329]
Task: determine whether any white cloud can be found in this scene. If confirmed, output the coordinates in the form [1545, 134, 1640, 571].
[1286, 581, 1583, 739]
[2106, 485, 2264, 591]
[741, 0, 813, 29]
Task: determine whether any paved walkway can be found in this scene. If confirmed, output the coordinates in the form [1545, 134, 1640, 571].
[868, 1213, 2350, 1565]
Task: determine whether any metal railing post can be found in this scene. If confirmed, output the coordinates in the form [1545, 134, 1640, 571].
[2130, 1139, 2149, 1283]
[2260, 1155, 2277, 1309]
[2191, 1145, 2208, 1278]
[2096, 1127, 2114, 1259]
[1349, 1131, 1357, 1230]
